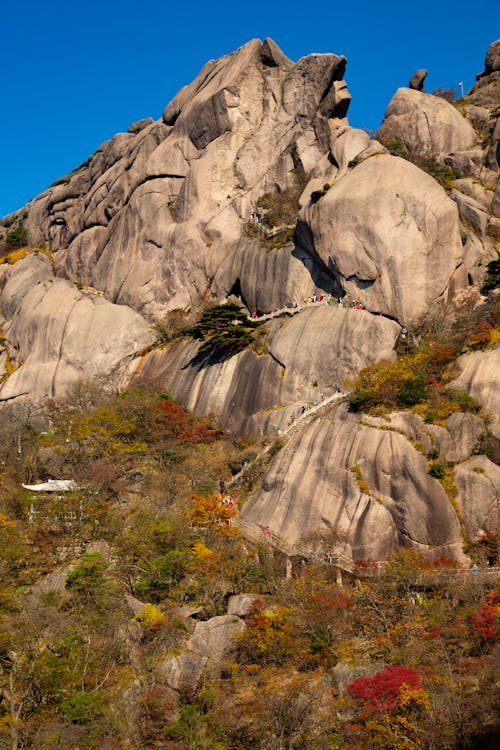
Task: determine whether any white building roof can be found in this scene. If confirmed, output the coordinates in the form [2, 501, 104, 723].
[22, 479, 79, 492]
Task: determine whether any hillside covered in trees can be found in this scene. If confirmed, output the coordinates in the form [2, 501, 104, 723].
[0, 35, 499, 749]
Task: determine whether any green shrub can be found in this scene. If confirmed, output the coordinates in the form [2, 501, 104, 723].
[66, 552, 108, 593]
[60, 691, 105, 723]
[429, 462, 446, 479]
[5, 226, 27, 248]
[187, 302, 258, 358]
[397, 374, 426, 406]
[385, 140, 409, 158]
[429, 164, 461, 188]
[310, 184, 331, 202]
[453, 391, 482, 412]
[481, 259, 500, 294]
[349, 389, 380, 411]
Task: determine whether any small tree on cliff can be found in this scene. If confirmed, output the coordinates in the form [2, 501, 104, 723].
[187, 302, 257, 358]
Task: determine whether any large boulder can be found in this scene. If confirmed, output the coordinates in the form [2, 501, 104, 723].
[239, 406, 465, 563]
[0, 254, 154, 405]
[454, 456, 500, 541]
[299, 153, 464, 325]
[161, 615, 245, 696]
[376, 88, 476, 161]
[409, 69, 427, 90]
[478, 39, 500, 77]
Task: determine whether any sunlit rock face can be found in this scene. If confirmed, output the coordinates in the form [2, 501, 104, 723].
[0, 253, 154, 404]
[239, 405, 468, 564]
[1, 38, 498, 563]
[376, 88, 477, 161]
[298, 153, 464, 326]
[17, 38, 350, 321]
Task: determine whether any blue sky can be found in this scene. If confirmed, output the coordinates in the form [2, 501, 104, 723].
[0, 0, 496, 217]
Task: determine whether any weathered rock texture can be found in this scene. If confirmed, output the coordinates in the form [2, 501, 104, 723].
[161, 615, 245, 697]
[0, 38, 498, 564]
[239, 404, 467, 563]
[0, 253, 154, 404]
[14, 39, 349, 322]
[377, 88, 477, 161]
[454, 456, 500, 540]
[450, 348, 500, 439]
[131, 305, 400, 435]
[298, 154, 464, 325]
[409, 69, 427, 91]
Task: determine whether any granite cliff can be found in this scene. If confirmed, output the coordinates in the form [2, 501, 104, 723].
[1, 38, 499, 566]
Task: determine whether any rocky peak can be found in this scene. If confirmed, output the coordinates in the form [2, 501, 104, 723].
[478, 38, 500, 77]
[1, 39, 498, 566]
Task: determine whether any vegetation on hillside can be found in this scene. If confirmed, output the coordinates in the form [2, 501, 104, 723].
[349, 292, 499, 436]
[0, 381, 498, 748]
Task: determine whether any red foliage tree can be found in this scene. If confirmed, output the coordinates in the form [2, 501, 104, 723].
[469, 589, 499, 644]
[154, 398, 219, 444]
[347, 665, 423, 715]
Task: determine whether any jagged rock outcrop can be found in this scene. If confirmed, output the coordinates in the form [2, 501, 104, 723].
[477, 39, 500, 77]
[454, 456, 500, 539]
[0, 253, 154, 404]
[12, 39, 349, 322]
[161, 614, 245, 696]
[239, 403, 467, 563]
[0, 38, 498, 566]
[450, 348, 500, 438]
[376, 88, 477, 161]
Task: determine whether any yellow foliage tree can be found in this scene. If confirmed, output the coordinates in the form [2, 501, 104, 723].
[185, 493, 238, 537]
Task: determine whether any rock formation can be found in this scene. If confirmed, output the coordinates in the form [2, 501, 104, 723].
[1, 37, 498, 566]
[376, 88, 477, 161]
[409, 69, 427, 90]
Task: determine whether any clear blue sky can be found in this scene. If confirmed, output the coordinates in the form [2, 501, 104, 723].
[0, 0, 496, 217]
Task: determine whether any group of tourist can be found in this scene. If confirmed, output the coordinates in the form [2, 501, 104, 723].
[249, 294, 366, 320]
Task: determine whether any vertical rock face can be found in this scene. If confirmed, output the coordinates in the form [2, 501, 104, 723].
[1, 38, 498, 563]
[17, 38, 349, 321]
[131, 305, 400, 435]
[239, 407, 465, 563]
[0, 254, 154, 404]
[450, 349, 500, 439]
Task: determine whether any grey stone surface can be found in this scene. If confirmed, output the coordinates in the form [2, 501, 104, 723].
[483, 39, 500, 76]
[409, 69, 427, 90]
[161, 614, 245, 696]
[377, 88, 476, 160]
[300, 153, 464, 325]
[128, 117, 154, 134]
[131, 305, 400, 435]
[239, 407, 465, 562]
[454, 456, 500, 540]
[0, 254, 154, 405]
[16, 39, 350, 323]
[492, 179, 500, 218]
[450, 348, 500, 438]
[227, 594, 259, 617]
[450, 189, 489, 237]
